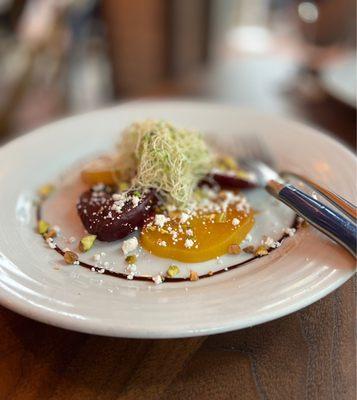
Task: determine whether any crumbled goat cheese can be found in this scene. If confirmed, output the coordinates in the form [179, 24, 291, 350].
[158, 240, 167, 247]
[180, 212, 190, 224]
[186, 229, 193, 236]
[152, 274, 163, 285]
[154, 214, 170, 228]
[262, 236, 281, 249]
[111, 200, 125, 213]
[132, 195, 140, 207]
[46, 238, 56, 249]
[122, 237, 138, 255]
[184, 239, 194, 249]
[284, 227, 296, 237]
[232, 218, 240, 226]
[112, 193, 124, 201]
[92, 183, 105, 192]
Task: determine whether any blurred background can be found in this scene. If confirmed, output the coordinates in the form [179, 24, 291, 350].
[0, 0, 355, 146]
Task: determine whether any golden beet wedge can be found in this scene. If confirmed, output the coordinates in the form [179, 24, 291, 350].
[80, 156, 120, 186]
[141, 206, 254, 263]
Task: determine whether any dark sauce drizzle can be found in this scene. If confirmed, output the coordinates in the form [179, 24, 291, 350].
[37, 204, 300, 283]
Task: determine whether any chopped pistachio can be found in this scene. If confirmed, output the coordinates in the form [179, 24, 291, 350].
[133, 190, 141, 198]
[38, 220, 50, 235]
[64, 251, 79, 264]
[167, 265, 180, 278]
[255, 245, 268, 257]
[219, 156, 238, 171]
[243, 245, 255, 254]
[79, 234, 97, 252]
[38, 184, 55, 199]
[189, 270, 199, 281]
[44, 229, 57, 240]
[125, 254, 137, 264]
[118, 182, 129, 192]
[228, 244, 241, 254]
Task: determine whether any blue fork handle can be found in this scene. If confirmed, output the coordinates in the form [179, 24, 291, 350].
[266, 181, 357, 257]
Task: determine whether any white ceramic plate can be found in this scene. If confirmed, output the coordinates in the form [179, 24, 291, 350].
[0, 101, 355, 338]
[320, 53, 356, 108]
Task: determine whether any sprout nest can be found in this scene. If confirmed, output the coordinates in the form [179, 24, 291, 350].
[116, 120, 212, 207]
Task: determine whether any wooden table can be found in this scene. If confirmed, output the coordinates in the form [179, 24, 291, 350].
[0, 58, 355, 400]
[0, 278, 354, 400]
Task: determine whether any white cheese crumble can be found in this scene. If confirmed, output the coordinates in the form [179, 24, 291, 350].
[92, 183, 105, 192]
[46, 238, 56, 249]
[111, 200, 125, 213]
[122, 237, 138, 255]
[125, 264, 137, 280]
[158, 240, 167, 247]
[186, 229, 193, 236]
[112, 193, 124, 201]
[154, 214, 170, 228]
[284, 227, 296, 237]
[132, 195, 140, 207]
[184, 239, 194, 249]
[262, 236, 281, 249]
[152, 274, 163, 285]
[232, 218, 240, 226]
[180, 212, 190, 224]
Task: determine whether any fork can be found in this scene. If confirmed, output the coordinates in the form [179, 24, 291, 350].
[238, 135, 357, 257]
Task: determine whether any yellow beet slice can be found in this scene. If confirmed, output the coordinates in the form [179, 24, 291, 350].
[141, 206, 254, 263]
[81, 155, 120, 186]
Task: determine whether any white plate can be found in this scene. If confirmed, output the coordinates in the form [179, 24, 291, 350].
[320, 53, 356, 108]
[0, 101, 355, 338]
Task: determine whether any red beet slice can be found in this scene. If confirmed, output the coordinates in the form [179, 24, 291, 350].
[200, 173, 257, 190]
[212, 173, 257, 189]
[77, 187, 157, 241]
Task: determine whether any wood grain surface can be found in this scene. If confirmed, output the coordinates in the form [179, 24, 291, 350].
[0, 276, 355, 400]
